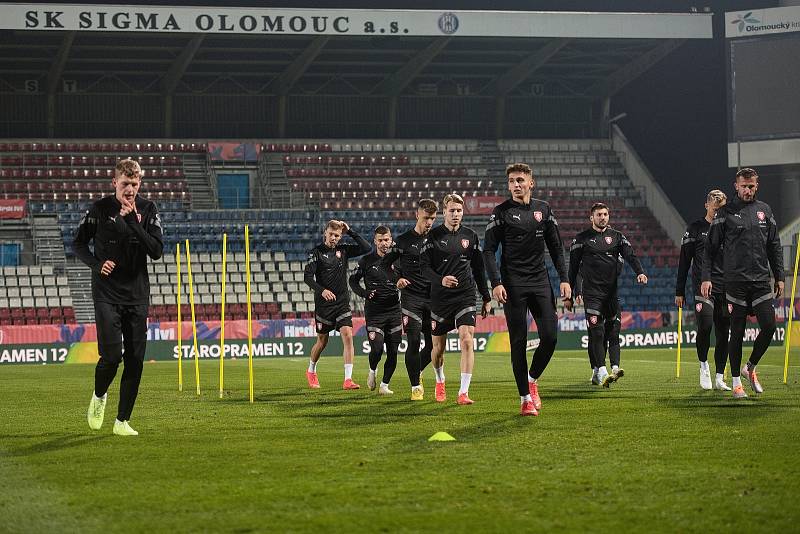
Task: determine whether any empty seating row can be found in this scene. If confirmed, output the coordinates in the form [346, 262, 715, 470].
[293, 179, 487, 193]
[1, 180, 186, 193]
[10, 191, 189, 203]
[283, 155, 411, 166]
[285, 167, 469, 179]
[0, 305, 76, 325]
[0, 155, 183, 167]
[0, 168, 184, 179]
[0, 142, 206, 153]
[499, 140, 612, 152]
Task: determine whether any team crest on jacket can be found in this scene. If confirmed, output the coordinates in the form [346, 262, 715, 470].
[757, 211, 765, 221]
[402, 316, 409, 326]
[605, 236, 613, 245]
[136, 213, 142, 223]
[368, 331, 376, 340]
[533, 211, 543, 222]
[461, 239, 470, 249]
[335, 250, 342, 258]
[728, 303, 734, 314]
[695, 303, 702, 312]
[588, 315, 598, 325]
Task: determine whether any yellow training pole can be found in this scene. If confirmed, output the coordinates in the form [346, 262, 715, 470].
[185, 239, 201, 396]
[676, 306, 683, 378]
[784, 239, 800, 384]
[219, 233, 227, 399]
[245, 225, 254, 403]
[176, 242, 183, 392]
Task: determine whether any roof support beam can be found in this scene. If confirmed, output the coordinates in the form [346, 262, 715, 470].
[161, 34, 205, 95]
[481, 38, 571, 96]
[47, 31, 75, 95]
[371, 37, 451, 96]
[586, 39, 686, 98]
[47, 31, 75, 138]
[269, 36, 329, 95]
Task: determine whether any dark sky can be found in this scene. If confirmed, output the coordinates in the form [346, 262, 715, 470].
[25, 0, 783, 221]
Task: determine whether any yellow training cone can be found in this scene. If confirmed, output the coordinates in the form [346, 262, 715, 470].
[428, 432, 456, 442]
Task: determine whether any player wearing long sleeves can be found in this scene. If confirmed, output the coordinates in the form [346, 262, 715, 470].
[482, 163, 570, 416]
[674, 190, 730, 391]
[382, 199, 438, 400]
[566, 202, 647, 388]
[303, 220, 371, 390]
[349, 226, 401, 395]
[420, 193, 491, 405]
[78, 158, 163, 437]
[702, 168, 784, 398]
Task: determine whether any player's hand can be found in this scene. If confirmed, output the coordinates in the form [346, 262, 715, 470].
[338, 220, 350, 233]
[675, 296, 685, 308]
[481, 300, 492, 318]
[100, 260, 116, 276]
[560, 282, 571, 300]
[368, 290, 376, 300]
[637, 274, 648, 285]
[575, 295, 583, 306]
[442, 275, 459, 288]
[775, 280, 784, 298]
[492, 284, 507, 304]
[563, 297, 573, 312]
[396, 277, 410, 289]
[321, 289, 336, 301]
[120, 198, 135, 217]
[700, 281, 712, 299]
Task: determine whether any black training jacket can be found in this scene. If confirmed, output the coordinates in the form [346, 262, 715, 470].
[483, 198, 567, 289]
[421, 224, 491, 303]
[73, 194, 163, 305]
[703, 197, 783, 284]
[568, 227, 643, 299]
[304, 229, 371, 300]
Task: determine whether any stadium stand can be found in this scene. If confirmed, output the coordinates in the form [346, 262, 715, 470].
[0, 137, 682, 323]
[0, 265, 74, 325]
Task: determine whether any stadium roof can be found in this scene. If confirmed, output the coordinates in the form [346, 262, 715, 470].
[0, 5, 713, 99]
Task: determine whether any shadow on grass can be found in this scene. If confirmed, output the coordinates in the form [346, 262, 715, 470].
[1, 433, 110, 457]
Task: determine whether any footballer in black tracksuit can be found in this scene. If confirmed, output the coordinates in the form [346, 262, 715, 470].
[304, 229, 371, 333]
[384, 229, 433, 388]
[349, 251, 402, 384]
[483, 198, 568, 397]
[568, 227, 644, 372]
[421, 224, 491, 335]
[676, 217, 729, 375]
[703, 196, 783, 378]
[73, 194, 163, 423]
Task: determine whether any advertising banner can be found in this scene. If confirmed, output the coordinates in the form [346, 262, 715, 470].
[2, 5, 712, 38]
[2, 326, 794, 366]
[0, 199, 26, 219]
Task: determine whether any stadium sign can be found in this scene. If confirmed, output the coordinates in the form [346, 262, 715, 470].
[1, 4, 713, 38]
[1, 326, 793, 365]
[725, 5, 800, 38]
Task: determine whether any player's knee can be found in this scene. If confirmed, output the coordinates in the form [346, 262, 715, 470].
[98, 343, 123, 366]
[539, 326, 558, 348]
[588, 325, 604, 339]
[458, 328, 473, 344]
[758, 311, 776, 336]
[339, 327, 353, 341]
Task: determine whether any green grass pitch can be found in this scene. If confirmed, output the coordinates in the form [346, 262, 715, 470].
[2, 348, 799, 532]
